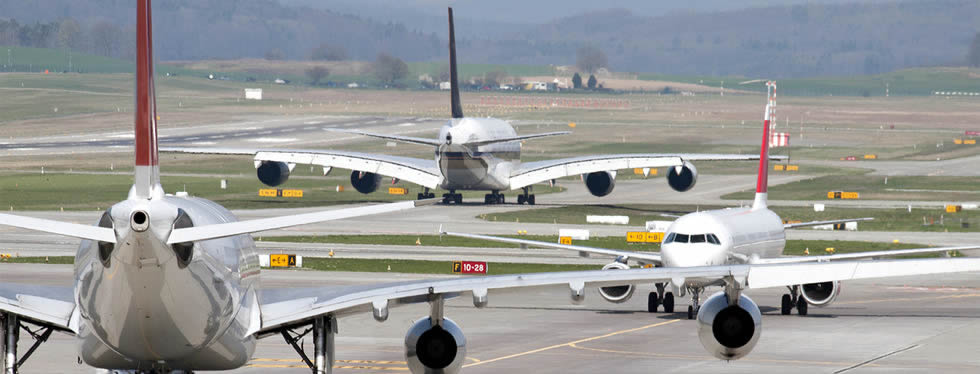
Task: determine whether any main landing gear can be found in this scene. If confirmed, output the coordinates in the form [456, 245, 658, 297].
[516, 187, 536, 205]
[2, 312, 54, 374]
[282, 314, 337, 374]
[417, 188, 436, 200]
[442, 190, 463, 205]
[781, 286, 808, 316]
[483, 191, 505, 204]
[647, 283, 674, 313]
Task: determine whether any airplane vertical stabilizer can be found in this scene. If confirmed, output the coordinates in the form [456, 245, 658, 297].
[133, 0, 162, 200]
[753, 82, 776, 210]
[448, 8, 463, 119]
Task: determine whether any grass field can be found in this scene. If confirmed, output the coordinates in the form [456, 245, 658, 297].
[0, 171, 564, 211]
[722, 175, 980, 202]
[475, 203, 979, 233]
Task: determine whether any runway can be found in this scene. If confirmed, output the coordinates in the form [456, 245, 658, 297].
[4, 263, 978, 373]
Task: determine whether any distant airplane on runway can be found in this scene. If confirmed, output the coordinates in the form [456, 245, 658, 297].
[163, 8, 777, 205]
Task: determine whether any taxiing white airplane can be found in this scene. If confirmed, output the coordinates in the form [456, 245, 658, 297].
[162, 8, 775, 206]
[2, 5, 979, 373]
[443, 81, 980, 349]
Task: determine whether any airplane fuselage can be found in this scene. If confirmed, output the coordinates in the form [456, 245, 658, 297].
[74, 192, 260, 370]
[435, 117, 521, 191]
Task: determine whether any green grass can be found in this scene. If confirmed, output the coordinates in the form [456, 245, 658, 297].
[260, 234, 662, 252]
[0, 256, 74, 264]
[722, 175, 980, 202]
[475, 203, 979, 233]
[782, 240, 953, 258]
[0, 172, 564, 211]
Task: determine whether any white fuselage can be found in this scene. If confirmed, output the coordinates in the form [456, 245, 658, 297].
[74, 192, 260, 370]
[659, 206, 785, 287]
[435, 117, 521, 191]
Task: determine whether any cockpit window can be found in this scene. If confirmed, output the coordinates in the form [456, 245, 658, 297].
[663, 233, 675, 244]
[690, 234, 706, 243]
[707, 234, 721, 245]
[674, 233, 689, 243]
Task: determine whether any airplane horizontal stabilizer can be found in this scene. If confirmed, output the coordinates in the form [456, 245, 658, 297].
[460, 131, 570, 147]
[0, 213, 115, 243]
[329, 129, 443, 147]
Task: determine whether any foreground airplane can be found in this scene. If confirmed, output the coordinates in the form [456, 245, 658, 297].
[163, 8, 776, 205]
[2, 5, 980, 374]
[444, 81, 980, 320]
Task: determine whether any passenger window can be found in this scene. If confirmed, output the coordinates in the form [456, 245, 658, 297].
[664, 233, 675, 244]
[707, 234, 720, 245]
[691, 234, 706, 243]
[674, 234, 689, 243]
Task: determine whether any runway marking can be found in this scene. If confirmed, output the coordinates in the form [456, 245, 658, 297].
[834, 344, 919, 373]
[461, 319, 680, 368]
[247, 359, 410, 370]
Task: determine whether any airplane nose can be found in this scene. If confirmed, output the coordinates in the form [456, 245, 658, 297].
[130, 210, 149, 232]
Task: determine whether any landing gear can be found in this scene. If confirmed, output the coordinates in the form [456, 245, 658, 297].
[687, 288, 703, 320]
[483, 191, 505, 204]
[662, 292, 675, 313]
[2, 313, 52, 374]
[442, 190, 462, 205]
[517, 187, 536, 205]
[282, 314, 336, 374]
[781, 286, 808, 316]
[647, 292, 660, 313]
[417, 188, 436, 200]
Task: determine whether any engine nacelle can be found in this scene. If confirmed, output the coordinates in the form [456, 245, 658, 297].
[667, 161, 698, 192]
[697, 292, 762, 361]
[405, 317, 466, 374]
[800, 281, 841, 307]
[256, 161, 290, 187]
[584, 171, 616, 197]
[597, 262, 634, 303]
[350, 171, 382, 194]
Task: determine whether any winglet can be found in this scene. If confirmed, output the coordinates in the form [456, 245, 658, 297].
[753, 81, 775, 210]
[133, 0, 161, 200]
[448, 7, 463, 119]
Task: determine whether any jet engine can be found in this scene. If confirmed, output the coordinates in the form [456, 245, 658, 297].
[666, 161, 698, 192]
[350, 171, 382, 194]
[597, 262, 634, 303]
[256, 161, 290, 187]
[799, 281, 841, 306]
[697, 292, 762, 361]
[584, 171, 616, 197]
[405, 317, 466, 374]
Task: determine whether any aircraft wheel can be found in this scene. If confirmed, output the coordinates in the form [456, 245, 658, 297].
[498, 195, 505, 204]
[517, 195, 526, 204]
[528, 195, 535, 205]
[662, 292, 674, 313]
[455, 194, 463, 204]
[647, 292, 659, 313]
[687, 305, 695, 320]
[484, 194, 491, 204]
[796, 297, 808, 316]
[781, 294, 793, 315]
[418, 193, 425, 200]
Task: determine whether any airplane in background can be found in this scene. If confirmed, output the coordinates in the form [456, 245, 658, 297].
[3, 5, 980, 374]
[162, 8, 778, 206]
[443, 81, 980, 320]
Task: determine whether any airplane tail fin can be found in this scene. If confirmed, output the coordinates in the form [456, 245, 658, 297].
[132, 0, 161, 200]
[448, 8, 463, 119]
[753, 81, 776, 210]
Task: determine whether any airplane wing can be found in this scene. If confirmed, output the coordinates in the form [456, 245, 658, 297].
[783, 217, 874, 229]
[461, 131, 570, 147]
[0, 283, 76, 333]
[752, 245, 980, 264]
[328, 129, 442, 147]
[441, 230, 662, 264]
[256, 257, 980, 334]
[160, 147, 443, 189]
[508, 153, 784, 190]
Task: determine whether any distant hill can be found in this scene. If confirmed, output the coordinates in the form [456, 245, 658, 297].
[0, 0, 977, 78]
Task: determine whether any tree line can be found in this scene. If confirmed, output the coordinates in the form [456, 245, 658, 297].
[0, 18, 133, 61]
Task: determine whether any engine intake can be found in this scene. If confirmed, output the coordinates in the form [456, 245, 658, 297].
[584, 171, 616, 197]
[667, 162, 698, 192]
[800, 281, 841, 306]
[597, 262, 634, 303]
[405, 317, 466, 374]
[350, 171, 383, 194]
[256, 161, 290, 187]
[697, 292, 762, 361]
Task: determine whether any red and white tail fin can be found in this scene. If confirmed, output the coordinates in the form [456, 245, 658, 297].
[132, 0, 161, 200]
[752, 81, 776, 210]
